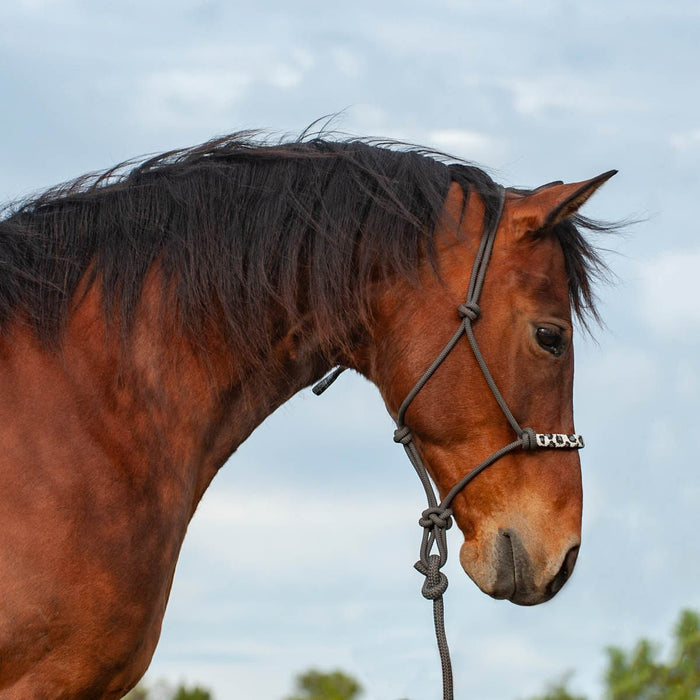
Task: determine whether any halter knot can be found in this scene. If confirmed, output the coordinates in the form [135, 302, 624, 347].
[415, 554, 449, 600]
[457, 302, 481, 322]
[393, 425, 413, 445]
[418, 506, 453, 531]
[520, 427, 537, 451]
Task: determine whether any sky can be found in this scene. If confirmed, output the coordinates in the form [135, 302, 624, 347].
[1, 1, 699, 698]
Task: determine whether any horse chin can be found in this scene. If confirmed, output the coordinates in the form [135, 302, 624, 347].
[458, 530, 580, 607]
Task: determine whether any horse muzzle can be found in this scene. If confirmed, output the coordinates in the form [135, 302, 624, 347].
[460, 529, 580, 606]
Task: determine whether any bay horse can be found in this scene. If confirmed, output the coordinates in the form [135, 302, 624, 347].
[0, 133, 613, 698]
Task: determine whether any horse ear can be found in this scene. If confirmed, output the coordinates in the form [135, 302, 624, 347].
[510, 170, 617, 235]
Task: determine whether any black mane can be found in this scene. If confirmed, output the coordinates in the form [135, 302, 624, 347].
[0, 133, 605, 369]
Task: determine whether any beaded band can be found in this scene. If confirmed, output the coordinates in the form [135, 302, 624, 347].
[535, 433, 584, 449]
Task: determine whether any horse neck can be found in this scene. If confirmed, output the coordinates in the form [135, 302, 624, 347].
[32, 274, 334, 514]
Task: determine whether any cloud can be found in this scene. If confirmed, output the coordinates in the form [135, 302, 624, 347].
[133, 46, 315, 130]
[137, 69, 253, 129]
[635, 247, 700, 337]
[577, 344, 660, 412]
[477, 633, 553, 672]
[669, 128, 700, 150]
[427, 128, 508, 162]
[184, 483, 417, 584]
[13, 0, 65, 12]
[330, 47, 364, 78]
[503, 75, 639, 118]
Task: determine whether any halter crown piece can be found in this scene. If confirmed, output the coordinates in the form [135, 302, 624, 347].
[313, 186, 584, 700]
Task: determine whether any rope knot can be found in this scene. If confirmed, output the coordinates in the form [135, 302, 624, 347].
[418, 506, 453, 531]
[520, 427, 537, 451]
[393, 425, 413, 445]
[414, 554, 449, 600]
[457, 302, 481, 322]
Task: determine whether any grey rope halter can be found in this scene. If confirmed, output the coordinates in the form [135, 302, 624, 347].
[313, 185, 584, 700]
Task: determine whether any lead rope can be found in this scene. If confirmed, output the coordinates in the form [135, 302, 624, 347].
[313, 186, 583, 700]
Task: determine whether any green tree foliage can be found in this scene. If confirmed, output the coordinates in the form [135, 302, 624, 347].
[605, 609, 700, 700]
[171, 685, 212, 700]
[528, 609, 700, 700]
[284, 668, 363, 700]
[122, 681, 213, 700]
[528, 673, 587, 700]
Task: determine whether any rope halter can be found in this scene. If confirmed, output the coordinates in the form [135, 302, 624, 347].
[313, 186, 584, 700]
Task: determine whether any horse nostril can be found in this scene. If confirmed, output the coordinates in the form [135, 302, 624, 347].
[547, 544, 580, 598]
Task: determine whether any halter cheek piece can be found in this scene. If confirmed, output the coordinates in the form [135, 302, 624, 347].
[313, 186, 584, 700]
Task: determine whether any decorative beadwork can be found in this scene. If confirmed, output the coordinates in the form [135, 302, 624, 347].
[535, 433, 584, 449]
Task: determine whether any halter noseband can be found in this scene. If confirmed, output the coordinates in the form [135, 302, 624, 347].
[313, 185, 583, 700]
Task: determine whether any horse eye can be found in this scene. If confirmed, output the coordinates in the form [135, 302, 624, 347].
[535, 327, 564, 357]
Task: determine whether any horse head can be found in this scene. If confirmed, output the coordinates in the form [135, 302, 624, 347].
[353, 173, 613, 606]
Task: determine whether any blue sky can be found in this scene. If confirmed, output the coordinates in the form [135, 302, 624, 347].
[1, 1, 699, 698]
